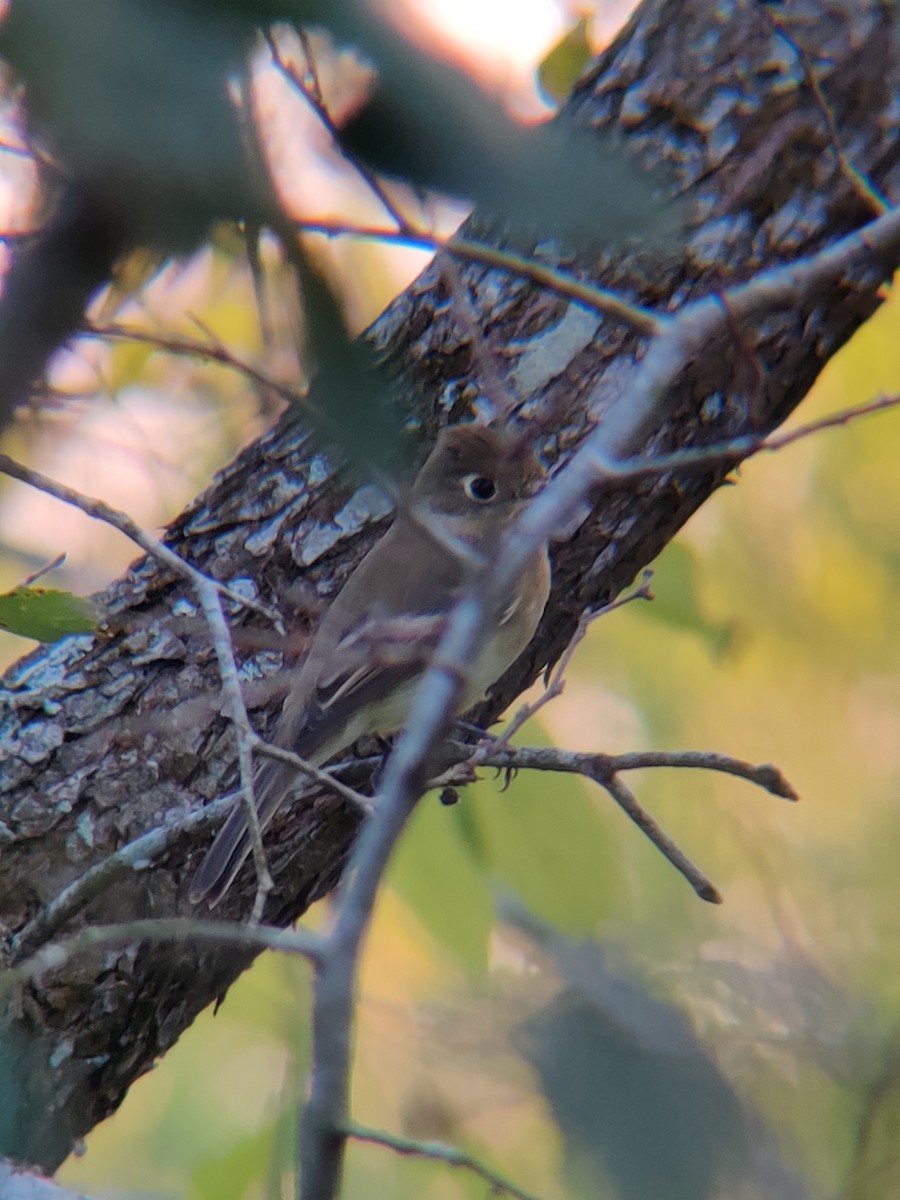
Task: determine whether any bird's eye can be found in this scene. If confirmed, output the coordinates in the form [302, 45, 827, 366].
[462, 473, 497, 502]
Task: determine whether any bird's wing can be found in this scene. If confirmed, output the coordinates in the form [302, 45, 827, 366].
[297, 610, 450, 750]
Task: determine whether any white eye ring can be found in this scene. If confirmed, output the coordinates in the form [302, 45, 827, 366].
[462, 473, 497, 502]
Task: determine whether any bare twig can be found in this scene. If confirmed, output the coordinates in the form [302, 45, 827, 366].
[12, 791, 240, 955]
[266, 30, 413, 235]
[0, 451, 283, 922]
[602, 771, 722, 902]
[293, 216, 662, 335]
[431, 742, 796, 903]
[344, 1121, 544, 1200]
[83, 321, 310, 413]
[4, 919, 323, 1000]
[0, 453, 279, 624]
[762, 392, 900, 453]
[487, 572, 655, 755]
[759, 6, 890, 216]
[19, 552, 67, 588]
[601, 392, 900, 482]
[252, 738, 374, 815]
[12, 751, 369, 957]
[0, 453, 368, 920]
[477, 744, 799, 802]
[194, 571, 274, 923]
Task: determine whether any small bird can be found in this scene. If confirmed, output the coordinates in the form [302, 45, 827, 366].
[189, 423, 551, 906]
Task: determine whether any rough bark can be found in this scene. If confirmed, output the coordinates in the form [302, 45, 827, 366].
[0, 0, 897, 1173]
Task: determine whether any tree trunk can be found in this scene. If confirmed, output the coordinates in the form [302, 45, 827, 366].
[0, 0, 897, 1172]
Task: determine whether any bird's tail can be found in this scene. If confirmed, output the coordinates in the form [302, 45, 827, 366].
[187, 756, 299, 908]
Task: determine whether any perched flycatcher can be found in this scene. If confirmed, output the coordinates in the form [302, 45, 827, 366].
[189, 423, 551, 906]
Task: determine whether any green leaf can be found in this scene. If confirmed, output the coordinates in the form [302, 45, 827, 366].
[0, 586, 99, 642]
[538, 18, 593, 105]
[2, 0, 680, 253]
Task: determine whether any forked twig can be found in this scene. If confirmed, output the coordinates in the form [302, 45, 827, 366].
[345, 1122, 544, 1200]
[433, 741, 798, 904]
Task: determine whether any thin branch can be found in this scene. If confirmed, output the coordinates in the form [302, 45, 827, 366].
[194, 570, 274, 923]
[12, 791, 239, 956]
[487, 573, 655, 755]
[293, 216, 662, 335]
[12, 752, 369, 957]
[253, 738, 374, 815]
[266, 30, 413, 235]
[4, 919, 323, 1001]
[603, 391, 900, 482]
[477, 744, 799, 802]
[431, 742, 796, 903]
[602, 771, 722, 903]
[19, 551, 67, 588]
[762, 392, 900, 453]
[0, 453, 281, 626]
[344, 1121, 545, 1200]
[759, 6, 890, 216]
[597, 749, 798, 797]
[83, 321, 311, 413]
